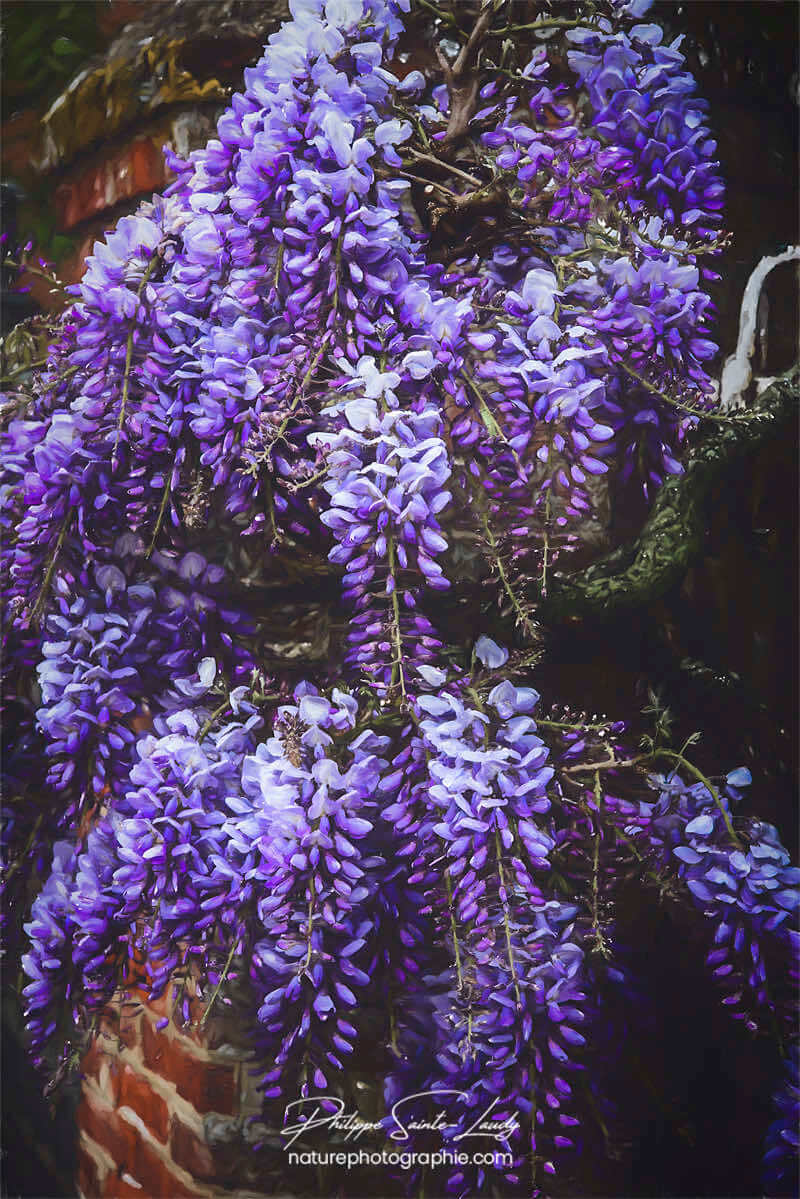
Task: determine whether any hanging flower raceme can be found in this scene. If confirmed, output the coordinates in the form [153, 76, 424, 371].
[764, 1046, 800, 1195]
[225, 683, 389, 1099]
[33, 540, 253, 806]
[378, 660, 589, 1194]
[567, 6, 725, 241]
[634, 767, 800, 1032]
[4, 202, 187, 621]
[20, 840, 79, 1068]
[317, 356, 453, 695]
[20, 660, 263, 1050]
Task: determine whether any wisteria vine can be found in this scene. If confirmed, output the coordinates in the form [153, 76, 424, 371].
[1, 1, 797, 1196]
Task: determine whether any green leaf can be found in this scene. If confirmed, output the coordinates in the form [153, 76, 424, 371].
[7, 15, 46, 57]
[51, 36, 79, 57]
[49, 235, 74, 261]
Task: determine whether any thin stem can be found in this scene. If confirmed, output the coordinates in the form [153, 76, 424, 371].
[619, 360, 729, 423]
[302, 891, 316, 973]
[479, 511, 538, 640]
[273, 241, 284, 291]
[387, 536, 407, 698]
[0, 357, 49, 383]
[408, 150, 484, 189]
[444, 871, 464, 990]
[199, 691, 281, 742]
[272, 331, 332, 448]
[198, 699, 232, 743]
[495, 829, 522, 1007]
[290, 466, 330, 492]
[540, 487, 551, 599]
[493, 17, 587, 34]
[417, 0, 463, 31]
[537, 717, 611, 733]
[145, 460, 176, 560]
[595, 203, 729, 261]
[461, 369, 507, 443]
[398, 170, 463, 201]
[31, 509, 72, 627]
[652, 749, 742, 847]
[587, 773, 611, 958]
[2, 257, 69, 294]
[265, 476, 280, 543]
[561, 755, 644, 775]
[113, 255, 160, 459]
[199, 939, 238, 1027]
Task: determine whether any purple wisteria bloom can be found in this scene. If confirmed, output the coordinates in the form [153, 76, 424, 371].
[225, 683, 388, 1098]
[317, 358, 453, 694]
[21, 840, 78, 1066]
[380, 673, 589, 1194]
[635, 768, 799, 1031]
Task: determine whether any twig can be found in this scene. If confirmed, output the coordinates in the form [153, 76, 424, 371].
[492, 17, 587, 35]
[0, 357, 49, 383]
[387, 536, 407, 699]
[31, 509, 72, 627]
[199, 939, 238, 1027]
[113, 255, 160, 460]
[146, 457, 177, 559]
[619, 361, 728, 423]
[417, 0, 463, 32]
[561, 755, 643, 775]
[407, 150, 484, 189]
[437, 1, 496, 150]
[651, 749, 742, 848]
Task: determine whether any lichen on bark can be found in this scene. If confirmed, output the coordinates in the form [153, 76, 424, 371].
[540, 370, 799, 622]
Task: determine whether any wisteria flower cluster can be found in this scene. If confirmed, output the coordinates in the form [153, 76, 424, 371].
[1, 1, 797, 1196]
[635, 767, 799, 1033]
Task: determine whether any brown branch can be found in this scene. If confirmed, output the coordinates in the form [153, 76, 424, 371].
[437, 1, 496, 151]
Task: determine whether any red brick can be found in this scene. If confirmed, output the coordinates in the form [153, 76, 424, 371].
[70, 166, 105, 229]
[118, 1012, 141, 1051]
[81, 1036, 108, 1083]
[77, 1139, 106, 1197]
[129, 138, 166, 195]
[83, 1031, 126, 1103]
[142, 1019, 237, 1115]
[141, 1015, 165, 1071]
[107, 1058, 124, 1107]
[131, 980, 173, 1020]
[78, 1093, 139, 1176]
[98, 1006, 121, 1043]
[0, 108, 43, 178]
[112, 1127, 203, 1199]
[103, 1172, 147, 1199]
[119, 1065, 170, 1143]
[170, 1116, 215, 1181]
[53, 138, 166, 232]
[54, 182, 79, 231]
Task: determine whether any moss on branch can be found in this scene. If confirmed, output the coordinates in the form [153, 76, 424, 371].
[539, 371, 799, 622]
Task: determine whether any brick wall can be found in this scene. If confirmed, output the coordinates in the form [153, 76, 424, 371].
[76, 981, 285, 1198]
[1, 1, 290, 311]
